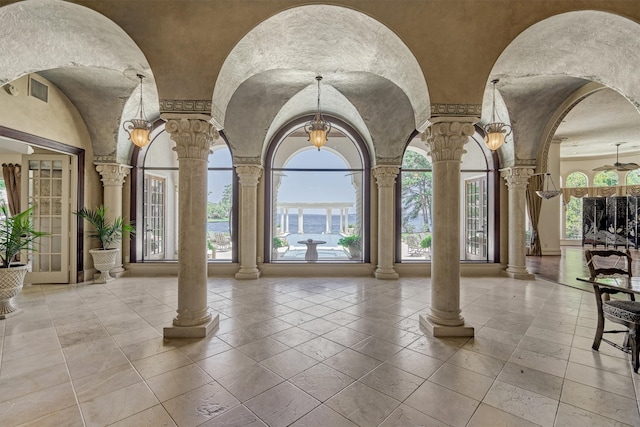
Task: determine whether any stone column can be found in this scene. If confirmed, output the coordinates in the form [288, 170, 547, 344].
[419, 119, 475, 337]
[235, 165, 262, 279]
[298, 208, 304, 233]
[95, 163, 131, 276]
[326, 208, 331, 233]
[373, 165, 400, 279]
[163, 118, 218, 338]
[501, 167, 535, 279]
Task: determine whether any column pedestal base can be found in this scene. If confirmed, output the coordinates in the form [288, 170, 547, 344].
[420, 314, 474, 337]
[374, 268, 399, 280]
[505, 268, 535, 280]
[110, 265, 126, 278]
[235, 268, 261, 280]
[164, 314, 219, 338]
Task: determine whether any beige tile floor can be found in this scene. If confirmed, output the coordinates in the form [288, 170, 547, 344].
[1, 275, 640, 426]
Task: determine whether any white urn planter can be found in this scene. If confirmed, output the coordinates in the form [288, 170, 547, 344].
[0, 264, 29, 318]
[90, 248, 118, 283]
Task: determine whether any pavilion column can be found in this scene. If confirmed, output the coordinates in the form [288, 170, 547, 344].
[95, 163, 131, 276]
[285, 209, 289, 233]
[235, 165, 262, 279]
[298, 208, 304, 233]
[501, 167, 535, 279]
[326, 208, 331, 233]
[419, 118, 475, 337]
[163, 118, 218, 338]
[280, 208, 285, 231]
[373, 165, 400, 280]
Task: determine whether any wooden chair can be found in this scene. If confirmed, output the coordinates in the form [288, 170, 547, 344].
[586, 249, 640, 372]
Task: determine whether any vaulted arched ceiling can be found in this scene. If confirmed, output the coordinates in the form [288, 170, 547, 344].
[212, 4, 428, 164]
[487, 10, 640, 166]
[0, 0, 158, 163]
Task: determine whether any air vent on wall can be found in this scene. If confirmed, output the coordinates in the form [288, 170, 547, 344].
[29, 77, 48, 102]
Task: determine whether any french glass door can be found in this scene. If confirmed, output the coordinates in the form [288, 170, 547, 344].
[144, 174, 166, 260]
[21, 154, 71, 283]
[465, 176, 487, 260]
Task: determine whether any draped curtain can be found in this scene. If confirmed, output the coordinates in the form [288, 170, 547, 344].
[2, 163, 21, 215]
[526, 174, 544, 256]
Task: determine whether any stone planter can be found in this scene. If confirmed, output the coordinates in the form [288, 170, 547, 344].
[0, 264, 29, 318]
[348, 246, 362, 259]
[90, 248, 118, 283]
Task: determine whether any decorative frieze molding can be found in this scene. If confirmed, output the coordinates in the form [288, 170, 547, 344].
[372, 165, 399, 188]
[430, 103, 481, 117]
[234, 156, 262, 166]
[235, 165, 263, 187]
[95, 163, 131, 187]
[501, 167, 534, 190]
[160, 99, 212, 114]
[375, 156, 403, 166]
[422, 121, 474, 162]
[165, 118, 219, 160]
[93, 155, 118, 164]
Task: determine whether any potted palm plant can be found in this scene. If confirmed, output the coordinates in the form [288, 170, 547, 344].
[0, 203, 48, 318]
[74, 205, 134, 283]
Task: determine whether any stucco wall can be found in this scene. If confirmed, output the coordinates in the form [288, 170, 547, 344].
[0, 74, 100, 279]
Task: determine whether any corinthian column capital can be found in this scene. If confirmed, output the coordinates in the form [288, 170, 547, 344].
[235, 165, 263, 187]
[421, 119, 475, 162]
[372, 165, 400, 188]
[501, 167, 534, 190]
[95, 163, 131, 187]
[165, 118, 219, 160]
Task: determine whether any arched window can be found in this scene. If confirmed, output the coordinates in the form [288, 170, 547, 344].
[627, 170, 640, 185]
[398, 132, 496, 262]
[594, 171, 618, 187]
[137, 129, 235, 262]
[266, 119, 369, 262]
[564, 172, 587, 240]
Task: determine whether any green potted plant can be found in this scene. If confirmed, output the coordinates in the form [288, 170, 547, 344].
[74, 205, 134, 283]
[207, 239, 217, 259]
[272, 237, 287, 260]
[0, 203, 48, 318]
[338, 234, 362, 259]
[420, 235, 432, 251]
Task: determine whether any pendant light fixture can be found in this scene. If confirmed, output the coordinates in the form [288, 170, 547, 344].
[304, 76, 331, 150]
[535, 172, 561, 199]
[483, 79, 512, 151]
[123, 74, 152, 148]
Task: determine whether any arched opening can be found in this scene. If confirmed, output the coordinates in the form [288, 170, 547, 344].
[265, 117, 370, 263]
[398, 130, 498, 262]
[134, 126, 237, 263]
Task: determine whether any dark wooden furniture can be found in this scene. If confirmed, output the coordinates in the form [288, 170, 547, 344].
[581, 249, 640, 372]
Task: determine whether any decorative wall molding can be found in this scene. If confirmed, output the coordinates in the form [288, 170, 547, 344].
[160, 99, 212, 114]
[430, 103, 482, 117]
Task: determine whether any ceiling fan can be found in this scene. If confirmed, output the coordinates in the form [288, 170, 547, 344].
[592, 143, 640, 172]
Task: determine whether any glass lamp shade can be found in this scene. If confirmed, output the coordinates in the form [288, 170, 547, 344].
[309, 129, 327, 150]
[484, 131, 505, 151]
[536, 190, 561, 199]
[124, 118, 152, 148]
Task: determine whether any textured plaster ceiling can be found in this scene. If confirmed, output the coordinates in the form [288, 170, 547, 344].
[554, 88, 640, 159]
[0, 0, 157, 162]
[216, 5, 423, 163]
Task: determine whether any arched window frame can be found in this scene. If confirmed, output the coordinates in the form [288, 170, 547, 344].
[130, 122, 238, 263]
[396, 128, 499, 263]
[264, 115, 371, 263]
